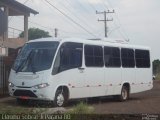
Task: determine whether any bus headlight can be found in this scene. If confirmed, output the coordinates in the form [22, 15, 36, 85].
[9, 82, 15, 87]
[33, 83, 49, 89]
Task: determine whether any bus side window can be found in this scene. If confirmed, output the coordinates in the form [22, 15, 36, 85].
[135, 49, 150, 68]
[85, 45, 104, 67]
[104, 46, 121, 67]
[121, 48, 135, 68]
[52, 42, 83, 75]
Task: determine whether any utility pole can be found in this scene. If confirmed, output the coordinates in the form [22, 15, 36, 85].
[55, 28, 58, 38]
[96, 10, 114, 37]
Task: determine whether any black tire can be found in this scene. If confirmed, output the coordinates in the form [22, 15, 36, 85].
[16, 98, 30, 105]
[118, 86, 129, 102]
[53, 90, 67, 107]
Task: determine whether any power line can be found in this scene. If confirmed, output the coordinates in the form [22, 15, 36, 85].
[8, 27, 24, 38]
[65, 0, 99, 33]
[8, 27, 23, 32]
[73, 0, 92, 15]
[54, 0, 95, 32]
[59, 29, 88, 35]
[9, 0, 55, 37]
[66, 0, 98, 19]
[44, 0, 97, 37]
[103, 0, 130, 41]
[86, 0, 97, 11]
[105, 0, 113, 9]
[65, 0, 92, 18]
[8, 0, 98, 38]
[24, 0, 30, 4]
[67, 0, 101, 36]
[10, 19, 77, 38]
[99, 0, 130, 41]
[44, 0, 101, 37]
[28, 20, 54, 31]
[14, 17, 54, 32]
[100, 0, 109, 10]
[41, 0, 85, 36]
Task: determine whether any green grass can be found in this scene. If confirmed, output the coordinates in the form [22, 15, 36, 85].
[0, 99, 94, 115]
[65, 102, 95, 120]
[0, 100, 47, 114]
[67, 102, 94, 114]
[0, 103, 33, 114]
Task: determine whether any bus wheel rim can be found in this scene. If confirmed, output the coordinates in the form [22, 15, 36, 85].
[122, 89, 127, 100]
[57, 93, 64, 106]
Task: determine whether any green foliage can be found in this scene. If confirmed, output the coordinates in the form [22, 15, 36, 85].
[152, 59, 160, 80]
[68, 102, 94, 114]
[153, 59, 160, 75]
[156, 74, 160, 80]
[19, 28, 51, 40]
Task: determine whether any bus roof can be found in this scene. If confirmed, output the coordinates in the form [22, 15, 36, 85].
[27, 37, 150, 50]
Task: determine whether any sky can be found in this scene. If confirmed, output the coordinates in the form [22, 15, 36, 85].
[9, 0, 160, 60]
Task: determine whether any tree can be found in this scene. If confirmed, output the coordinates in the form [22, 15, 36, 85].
[153, 59, 160, 75]
[19, 28, 51, 40]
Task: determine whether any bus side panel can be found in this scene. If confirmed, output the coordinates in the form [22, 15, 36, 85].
[131, 68, 152, 93]
[105, 68, 122, 96]
[51, 69, 89, 99]
[121, 68, 135, 92]
[84, 68, 105, 97]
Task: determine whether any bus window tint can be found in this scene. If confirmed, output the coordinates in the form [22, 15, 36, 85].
[85, 45, 103, 67]
[121, 48, 135, 68]
[135, 49, 150, 68]
[104, 47, 121, 67]
[53, 42, 83, 74]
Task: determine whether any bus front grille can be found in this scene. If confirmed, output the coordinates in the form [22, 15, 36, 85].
[13, 90, 37, 98]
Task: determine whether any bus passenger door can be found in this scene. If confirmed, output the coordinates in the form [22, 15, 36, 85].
[84, 45, 105, 97]
[52, 42, 87, 99]
[104, 47, 122, 95]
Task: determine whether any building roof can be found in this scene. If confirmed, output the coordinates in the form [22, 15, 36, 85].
[0, 0, 38, 16]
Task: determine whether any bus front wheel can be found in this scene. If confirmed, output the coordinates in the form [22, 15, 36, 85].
[53, 90, 67, 107]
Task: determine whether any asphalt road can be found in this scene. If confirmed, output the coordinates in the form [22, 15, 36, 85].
[88, 80, 160, 114]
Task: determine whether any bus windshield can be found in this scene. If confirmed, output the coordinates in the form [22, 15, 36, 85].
[12, 41, 59, 73]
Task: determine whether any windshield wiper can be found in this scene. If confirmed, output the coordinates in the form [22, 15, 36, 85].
[16, 50, 33, 73]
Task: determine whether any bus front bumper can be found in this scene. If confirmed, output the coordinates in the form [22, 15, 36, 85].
[9, 87, 53, 101]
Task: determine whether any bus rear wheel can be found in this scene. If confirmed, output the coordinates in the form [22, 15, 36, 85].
[119, 85, 129, 102]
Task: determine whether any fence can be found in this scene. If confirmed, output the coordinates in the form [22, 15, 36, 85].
[0, 55, 15, 97]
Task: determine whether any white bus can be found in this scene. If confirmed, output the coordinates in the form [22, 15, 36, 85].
[8, 37, 153, 107]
